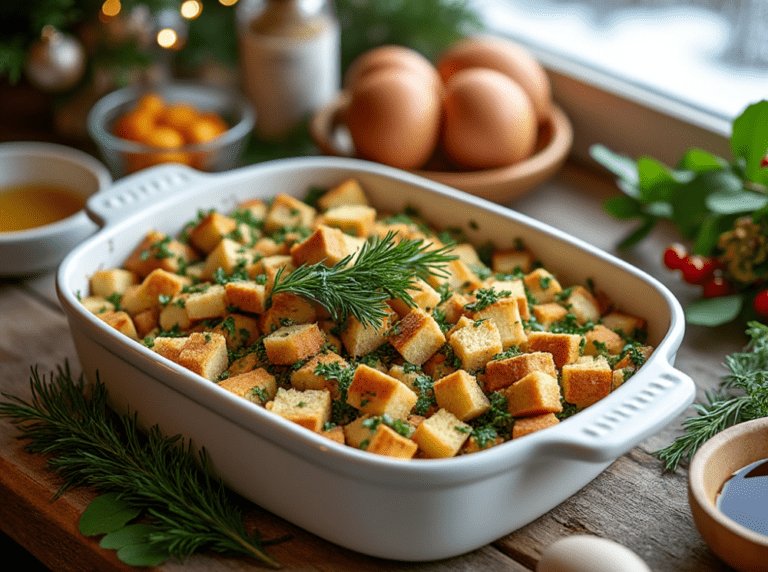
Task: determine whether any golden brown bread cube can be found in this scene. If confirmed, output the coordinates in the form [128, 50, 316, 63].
[526, 331, 582, 370]
[484, 351, 557, 393]
[263, 322, 325, 365]
[411, 408, 471, 458]
[428, 258, 483, 292]
[259, 292, 318, 334]
[151, 336, 188, 361]
[97, 310, 139, 340]
[563, 285, 601, 325]
[224, 280, 267, 314]
[388, 308, 446, 366]
[89, 268, 139, 298]
[188, 211, 238, 254]
[472, 296, 527, 350]
[202, 238, 256, 281]
[217, 368, 277, 405]
[346, 364, 418, 419]
[81, 295, 115, 315]
[502, 371, 563, 417]
[343, 415, 417, 459]
[176, 332, 229, 381]
[485, 277, 530, 320]
[340, 308, 396, 358]
[531, 302, 568, 329]
[132, 306, 159, 339]
[561, 356, 613, 408]
[210, 313, 260, 349]
[448, 317, 503, 373]
[316, 204, 377, 237]
[583, 324, 624, 357]
[524, 268, 562, 304]
[387, 279, 441, 318]
[291, 351, 348, 397]
[601, 310, 647, 336]
[120, 269, 188, 315]
[436, 291, 468, 325]
[491, 247, 534, 275]
[123, 230, 199, 278]
[433, 369, 490, 421]
[267, 388, 331, 432]
[317, 177, 369, 211]
[290, 225, 360, 268]
[512, 412, 560, 439]
[263, 193, 316, 234]
[185, 284, 228, 321]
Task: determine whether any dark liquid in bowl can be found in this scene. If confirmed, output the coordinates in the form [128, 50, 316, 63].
[716, 458, 768, 536]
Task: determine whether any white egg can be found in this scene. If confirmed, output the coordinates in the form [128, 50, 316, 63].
[536, 536, 652, 572]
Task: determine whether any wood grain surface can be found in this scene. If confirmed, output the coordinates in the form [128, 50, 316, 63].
[0, 160, 745, 571]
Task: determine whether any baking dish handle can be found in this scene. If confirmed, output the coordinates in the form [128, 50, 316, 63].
[86, 163, 212, 228]
[543, 357, 696, 463]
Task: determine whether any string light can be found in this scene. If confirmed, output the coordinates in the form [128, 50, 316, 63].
[180, 0, 202, 20]
[219, 0, 239, 6]
[99, 0, 121, 22]
[157, 28, 179, 49]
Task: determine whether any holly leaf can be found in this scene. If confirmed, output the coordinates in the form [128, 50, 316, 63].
[731, 100, 768, 186]
[79, 493, 141, 536]
[684, 295, 743, 326]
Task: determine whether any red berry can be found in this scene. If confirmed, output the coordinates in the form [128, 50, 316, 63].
[681, 255, 718, 285]
[701, 276, 734, 298]
[761, 156, 768, 167]
[663, 243, 688, 270]
[754, 289, 768, 317]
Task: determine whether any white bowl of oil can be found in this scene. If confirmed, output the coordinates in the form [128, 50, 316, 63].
[0, 141, 112, 276]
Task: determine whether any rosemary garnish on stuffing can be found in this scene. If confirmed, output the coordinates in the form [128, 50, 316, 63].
[268, 231, 456, 327]
[0, 364, 283, 568]
[655, 321, 768, 471]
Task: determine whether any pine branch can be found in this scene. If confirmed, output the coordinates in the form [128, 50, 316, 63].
[268, 231, 456, 328]
[0, 364, 283, 568]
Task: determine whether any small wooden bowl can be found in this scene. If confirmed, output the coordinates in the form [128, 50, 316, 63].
[309, 91, 573, 203]
[688, 417, 768, 571]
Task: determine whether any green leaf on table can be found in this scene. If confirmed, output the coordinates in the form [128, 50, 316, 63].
[100, 523, 171, 566]
[707, 189, 768, 214]
[685, 295, 744, 326]
[79, 493, 141, 536]
[637, 157, 694, 203]
[731, 100, 768, 185]
[590, 144, 640, 188]
[677, 148, 728, 172]
[693, 214, 731, 256]
[99, 523, 157, 550]
[603, 195, 642, 219]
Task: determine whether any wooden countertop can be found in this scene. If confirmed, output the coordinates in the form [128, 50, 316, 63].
[0, 158, 746, 571]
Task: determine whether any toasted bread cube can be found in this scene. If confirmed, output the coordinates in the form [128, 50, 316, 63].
[411, 408, 471, 458]
[612, 368, 629, 391]
[564, 285, 601, 325]
[176, 332, 229, 380]
[317, 178, 369, 211]
[263, 193, 316, 234]
[218, 368, 277, 405]
[236, 197, 268, 220]
[450, 242, 483, 269]
[524, 268, 562, 304]
[224, 280, 267, 314]
[317, 204, 376, 237]
[428, 258, 483, 292]
[448, 317, 503, 372]
[263, 322, 325, 365]
[185, 284, 228, 321]
[433, 369, 490, 421]
[583, 324, 625, 356]
[121, 268, 188, 315]
[151, 336, 188, 361]
[473, 296, 527, 350]
[259, 292, 317, 334]
[492, 248, 534, 275]
[252, 236, 286, 257]
[512, 412, 560, 439]
[346, 364, 418, 419]
[290, 225, 360, 268]
[226, 350, 268, 377]
[484, 351, 558, 392]
[158, 295, 191, 331]
[211, 314, 260, 349]
[613, 345, 654, 370]
[123, 230, 199, 278]
[340, 308, 397, 358]
[89, 268, 139, 297]
[464, 434, 505, 454]
[188, 211, 238, 254]
[344, 415, 417, 459]
[388, 308, 446, 366]
[97, 310, 139, 340]
[562, 355, 613, 408]
[436, 292, 468, 325]
[422, 351, 458, 381]
[503, 371, 563, 417]
[527, 331, 582, 370]
[291, 351, 348, 396]
[387, 364, 424, 394]
[387, 279, 441, 318]
[81, 295, 115, 315]
[321, 425, 346, 444]
[254, 254, 294, 291]
[601, 310, 647, 337]
[202, 238, 255, 281]
[267, 388, 331, 432]
[485, 277, 529, 320]
[532, 302, 568, 329]
[133, 307, 159, 339]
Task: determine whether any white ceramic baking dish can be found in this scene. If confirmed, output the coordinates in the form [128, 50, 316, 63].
[56, 157, 694, 561]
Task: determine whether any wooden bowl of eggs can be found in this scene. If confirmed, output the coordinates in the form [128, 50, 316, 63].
[310, 37, 573, 203]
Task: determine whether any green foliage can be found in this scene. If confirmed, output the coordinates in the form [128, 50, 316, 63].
[655, 321, 768, 471]
[268, 231, 456, 328]
[593, 100, 768, 254]
[0, 363, 283, 568]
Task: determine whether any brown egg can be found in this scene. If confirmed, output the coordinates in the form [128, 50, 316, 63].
[441, 68, 537, 170]
[344, 45, 442, 97]
[344, 67, 441, 170]
[437, 36, 552, 125]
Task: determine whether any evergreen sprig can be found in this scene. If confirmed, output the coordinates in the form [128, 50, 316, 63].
[655, 321, 768, 471]
[0, 363, 283, 568]
[268, 231, 456, 328]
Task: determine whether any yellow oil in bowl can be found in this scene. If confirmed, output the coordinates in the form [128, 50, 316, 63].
[0, 184, 85, 232]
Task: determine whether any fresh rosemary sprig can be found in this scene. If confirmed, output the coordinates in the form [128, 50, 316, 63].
[0, 363, 283, 568]
[655, 321, 768, 471]
[268, 231, 456, 328]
